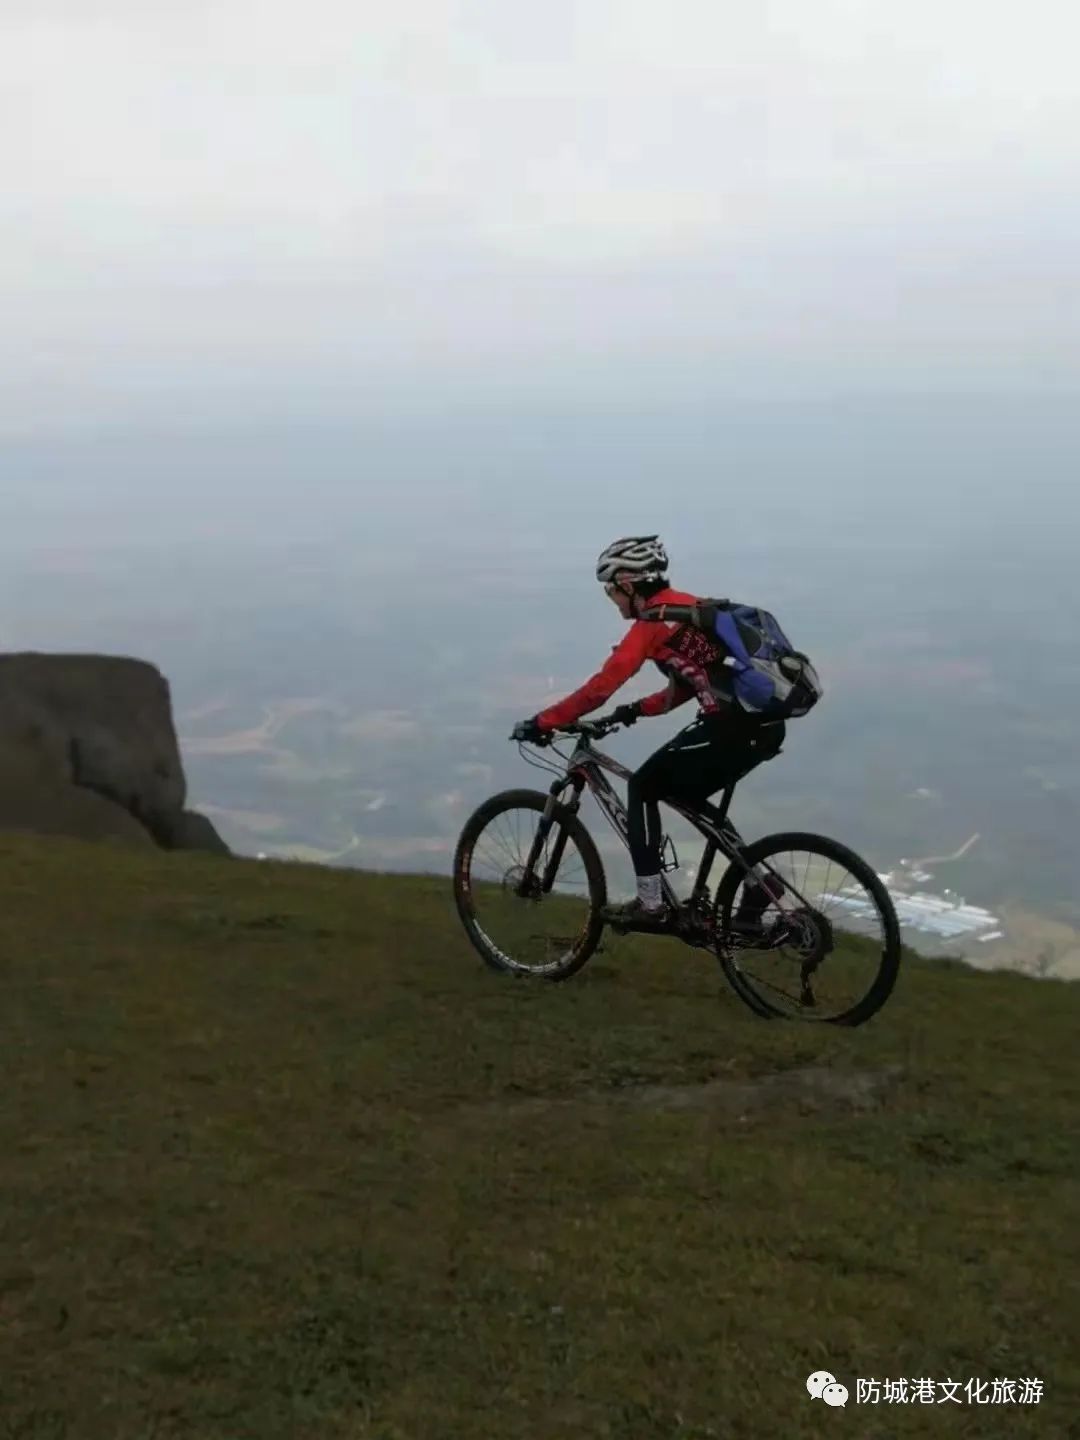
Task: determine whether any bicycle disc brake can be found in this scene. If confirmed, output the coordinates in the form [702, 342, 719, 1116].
[504, 864, 542, 901]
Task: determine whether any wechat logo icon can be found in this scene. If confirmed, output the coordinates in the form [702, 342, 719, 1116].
[807, 1371, 849, 1408]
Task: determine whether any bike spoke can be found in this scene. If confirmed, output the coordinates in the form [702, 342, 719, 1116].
[734, 964, 803, 1009]
[492, 814, 521, 865]
[458, 804, 598, 976]
[474, 829, 521, 876]
[720, 841, 895, 1022]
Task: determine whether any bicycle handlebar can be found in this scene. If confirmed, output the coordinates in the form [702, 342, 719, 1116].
[557, 716, 622, 739]
[509, 714, 625, 747]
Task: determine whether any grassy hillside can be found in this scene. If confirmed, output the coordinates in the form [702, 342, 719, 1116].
[1, 833, 1077, 1439]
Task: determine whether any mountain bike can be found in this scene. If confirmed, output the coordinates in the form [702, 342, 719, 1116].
[452, 715, 901, 1025]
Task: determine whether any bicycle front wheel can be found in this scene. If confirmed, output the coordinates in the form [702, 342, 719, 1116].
[452, 789, 608, 979]
[712, 831, 901, 1025]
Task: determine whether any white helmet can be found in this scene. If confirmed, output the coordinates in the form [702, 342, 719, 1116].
[595, 534, 669, 585]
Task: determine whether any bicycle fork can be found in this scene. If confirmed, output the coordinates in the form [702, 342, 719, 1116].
[516, 776, 583, 897]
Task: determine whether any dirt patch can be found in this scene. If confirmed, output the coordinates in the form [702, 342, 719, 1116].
[480, 1065, 905, 1121]
[623, 1064, 904, 1116]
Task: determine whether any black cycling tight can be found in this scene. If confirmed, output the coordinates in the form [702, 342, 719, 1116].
[626, 711, 785, 875]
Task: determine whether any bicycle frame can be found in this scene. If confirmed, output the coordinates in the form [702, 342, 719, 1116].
[523, 732, 766, 913]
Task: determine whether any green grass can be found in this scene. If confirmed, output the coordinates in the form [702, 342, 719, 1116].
[1, 832, 1077, 1439]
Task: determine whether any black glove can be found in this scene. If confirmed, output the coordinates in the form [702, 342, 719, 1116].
[611, 702, 642, 728]
[511, 716, 547, 744]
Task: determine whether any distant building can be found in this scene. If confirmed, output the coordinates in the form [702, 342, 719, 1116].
[825, 884, 1003, 945]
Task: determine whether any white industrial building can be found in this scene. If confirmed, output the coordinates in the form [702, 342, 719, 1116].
[828, 885, 1003, 944]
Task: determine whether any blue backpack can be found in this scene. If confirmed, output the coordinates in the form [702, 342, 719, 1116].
[641, 598, 824, 720]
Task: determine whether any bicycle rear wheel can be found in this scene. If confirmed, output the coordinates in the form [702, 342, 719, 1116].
[712, 831, 901, 1025]
[453, 789, 607, 979]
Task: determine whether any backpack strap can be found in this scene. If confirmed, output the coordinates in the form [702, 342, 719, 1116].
[639, 597, 731, 626]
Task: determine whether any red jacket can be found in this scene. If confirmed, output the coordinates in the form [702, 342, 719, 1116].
[536, 586, 727, 730]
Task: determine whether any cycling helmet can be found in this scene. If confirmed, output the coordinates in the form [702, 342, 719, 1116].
[595, 535, 669, 585]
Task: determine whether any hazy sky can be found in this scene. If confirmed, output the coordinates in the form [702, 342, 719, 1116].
[4, 1, 1079, 430]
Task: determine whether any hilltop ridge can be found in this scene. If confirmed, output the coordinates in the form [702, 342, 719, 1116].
[1, 833, 1076, 1437]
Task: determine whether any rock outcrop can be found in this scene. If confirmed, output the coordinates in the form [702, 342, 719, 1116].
[0, 653, 229, 855]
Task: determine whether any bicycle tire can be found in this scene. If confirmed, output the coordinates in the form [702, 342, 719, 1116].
[452, 788, 608, 980]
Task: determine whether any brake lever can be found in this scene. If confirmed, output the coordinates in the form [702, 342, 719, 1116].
[579, 721, 616, 740]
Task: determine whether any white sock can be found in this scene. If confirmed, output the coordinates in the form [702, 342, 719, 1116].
[636, 874, 663, 910]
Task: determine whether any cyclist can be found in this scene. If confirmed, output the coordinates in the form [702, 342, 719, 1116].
[512, 535, 785, 925]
